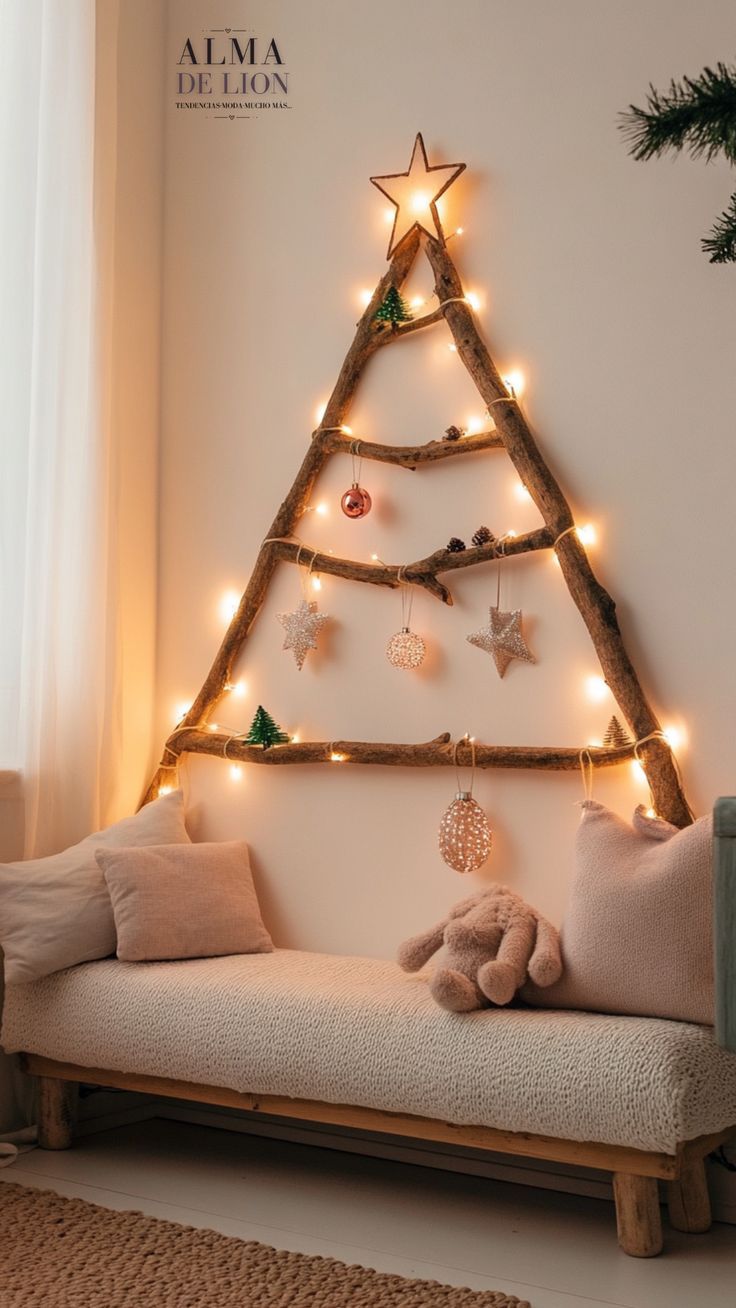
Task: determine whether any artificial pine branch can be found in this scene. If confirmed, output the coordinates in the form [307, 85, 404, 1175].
[621, 61, 736, 262]
[702, 190, 736, 263]
[620, 62, 736, 163]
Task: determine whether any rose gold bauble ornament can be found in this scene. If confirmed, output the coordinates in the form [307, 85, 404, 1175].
[386, 627, 426, 670]
[438, 791, 493, 873]
[340, 483, 372, 518]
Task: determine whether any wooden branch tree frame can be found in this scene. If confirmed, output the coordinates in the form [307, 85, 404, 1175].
[142, 228, 692, 828]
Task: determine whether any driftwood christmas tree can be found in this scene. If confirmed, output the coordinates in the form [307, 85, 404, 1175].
[143, 135, 692, 829]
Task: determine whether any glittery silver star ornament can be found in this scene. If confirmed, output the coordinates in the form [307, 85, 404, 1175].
[277, 599, 329, 670]
[467, 607, 534, 679]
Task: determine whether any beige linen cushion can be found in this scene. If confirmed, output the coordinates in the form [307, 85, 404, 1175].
[523, 801, 713, 1024]
[0, 791, 190, 985]
[97, 841, 273, 962]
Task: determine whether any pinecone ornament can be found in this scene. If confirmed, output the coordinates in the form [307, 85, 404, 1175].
[472, 525, 495, 547]
[447, 537, 466, 553]
[443, 425, 464, 442]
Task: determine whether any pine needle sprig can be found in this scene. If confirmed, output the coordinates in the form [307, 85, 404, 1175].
[702, 189, 736, 262]
[620, 62, 736, 165]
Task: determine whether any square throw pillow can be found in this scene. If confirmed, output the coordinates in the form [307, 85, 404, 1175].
[97, 840, 274, 962]
[0, 790, 190, 985]
[522, 801, 713, 1024]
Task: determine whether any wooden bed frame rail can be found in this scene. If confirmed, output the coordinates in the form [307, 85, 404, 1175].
[21, 1052, 734, 1260]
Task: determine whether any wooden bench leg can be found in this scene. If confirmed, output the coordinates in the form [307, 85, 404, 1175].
[613, 1173, 663, 1257]
[38, 1076, 77, 1150]
[667, 1151, 712, 1233]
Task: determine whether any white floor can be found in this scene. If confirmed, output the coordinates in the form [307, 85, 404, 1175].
[1, 1117, 735, 1307]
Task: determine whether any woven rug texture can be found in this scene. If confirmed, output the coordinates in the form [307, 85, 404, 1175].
[0, 1182, 530, 1307]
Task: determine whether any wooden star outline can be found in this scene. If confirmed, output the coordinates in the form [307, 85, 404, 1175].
[370, 133, 466, 259]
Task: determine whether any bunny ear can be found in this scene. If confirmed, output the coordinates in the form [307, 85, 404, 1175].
[632, 803, 679, 841]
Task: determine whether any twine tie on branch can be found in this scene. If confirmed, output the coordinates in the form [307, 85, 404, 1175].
[579, 748, 595, 803]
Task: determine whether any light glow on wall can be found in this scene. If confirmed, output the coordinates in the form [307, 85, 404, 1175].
[504, 369, 525, 396]
[585, 674, 609, 703]
[220, 591, 240, 623]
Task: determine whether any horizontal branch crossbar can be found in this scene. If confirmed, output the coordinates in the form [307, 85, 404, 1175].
[269, 527, 553, 605]
[167, 728, 639, 771]
[318, 428, 504, 468]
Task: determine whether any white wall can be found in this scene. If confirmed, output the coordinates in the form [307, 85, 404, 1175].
[158, 0, 736, 958]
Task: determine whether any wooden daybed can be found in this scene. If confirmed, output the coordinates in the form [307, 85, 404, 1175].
[3, 798, 735, 1261]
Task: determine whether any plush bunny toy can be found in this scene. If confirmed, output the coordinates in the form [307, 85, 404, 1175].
[397, 886, 563, 1012]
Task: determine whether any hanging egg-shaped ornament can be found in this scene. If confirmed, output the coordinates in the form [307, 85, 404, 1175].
[438, 791, 493, 873]
[386, 626, 426, 670]
[340, 482, 372, 519]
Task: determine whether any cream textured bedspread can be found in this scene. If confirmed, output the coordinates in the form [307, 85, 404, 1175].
[4, 949, 736, 1152]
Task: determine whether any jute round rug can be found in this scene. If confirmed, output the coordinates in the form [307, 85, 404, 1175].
[0, 1182, 530, 1307]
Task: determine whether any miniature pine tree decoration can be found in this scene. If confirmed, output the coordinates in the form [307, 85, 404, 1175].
[374, 286, 413, 328]
[603, 715, 633, 749]
[621, 61, 736, 262]
[246, 705, 290, 749]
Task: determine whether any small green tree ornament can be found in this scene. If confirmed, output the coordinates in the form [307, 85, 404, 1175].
[246, 705, 290, 749]
[374, 286, 413, 329]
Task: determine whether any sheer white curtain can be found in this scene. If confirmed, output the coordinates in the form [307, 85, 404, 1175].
[0, 0, 124, 858]
[0, 0, 153, 1141]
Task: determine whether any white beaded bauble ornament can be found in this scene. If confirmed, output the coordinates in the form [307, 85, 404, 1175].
[438, 791, 493, 873]
[386, 626, 426, 670]
[438, 736, 492, 873]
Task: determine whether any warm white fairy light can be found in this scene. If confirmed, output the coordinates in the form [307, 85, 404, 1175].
[220, 590, 240, 623]
[158, 785, 174, 797]
[410, 295, 424, 309]
[663, 725, 685, 750]
[585, 674, 609, 703]
[359, 289, 372, 307]
[291, 732, 301, 744]
[448, 343, 457, 352]
[311, 575, 322, 592]
[341, 424, 353, 435]
[577, 523, 597, 547]
[314, 502, 328, 517]
[315, 400, 327, 424]
[465, 291, 481, 311]
[587, 737, 602, 748]
[506, 529, 517, 538]
[209, 722, 219, 732]
[411, 190, 430, 213]
[631, 759, 647, 784]
[174, 701, 191, 723]
[503, 369, 525, 397]
[466, 415, 483, 434]
[330, 751, 346, 762]
[226, 680, 246, 698]
[514, 481, 532, 503]
[383, 208, 394, 224]
[229, 764, 243, 782]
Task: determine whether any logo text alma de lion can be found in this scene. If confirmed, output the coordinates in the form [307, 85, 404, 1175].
[177, 34, 287, 97]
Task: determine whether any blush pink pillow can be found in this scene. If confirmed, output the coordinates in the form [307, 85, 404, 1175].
[523, 802, 713, 1024]
[96, 841, 273, 963]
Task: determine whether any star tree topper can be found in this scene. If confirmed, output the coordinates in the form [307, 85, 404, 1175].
[467, 607, 535, 679]
[277, 599, 330, 670]
[370, 133, 466, 259]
